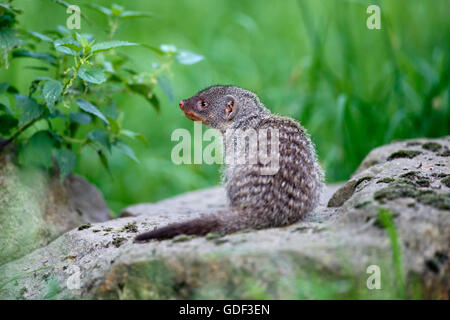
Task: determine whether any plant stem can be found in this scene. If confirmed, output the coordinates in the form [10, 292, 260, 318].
[0, 118, 39, 152]
[62, 136, 86, 144]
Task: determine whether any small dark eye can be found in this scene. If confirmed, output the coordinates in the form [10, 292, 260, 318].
[197, 100, 208, 109]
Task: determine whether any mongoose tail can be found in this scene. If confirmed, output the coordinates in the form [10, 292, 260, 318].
[134, 215, 223, 241]
[134, 209, 267, 241]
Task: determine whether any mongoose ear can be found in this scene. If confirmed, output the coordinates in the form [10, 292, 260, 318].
[225, 95, 238, 120]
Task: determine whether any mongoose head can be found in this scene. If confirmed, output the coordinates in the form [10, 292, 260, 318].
[179, 85, 266, 131]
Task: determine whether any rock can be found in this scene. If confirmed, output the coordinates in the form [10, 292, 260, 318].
[0, 154, 111, 266]
[0, 137, 448, 299]
[119, 186, 229, 218]
[64, 175, 111, 223]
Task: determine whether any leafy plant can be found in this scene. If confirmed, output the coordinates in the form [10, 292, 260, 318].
[0, 0, 203, 180]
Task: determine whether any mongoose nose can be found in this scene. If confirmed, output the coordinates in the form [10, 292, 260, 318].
[179, 100, 185, 109]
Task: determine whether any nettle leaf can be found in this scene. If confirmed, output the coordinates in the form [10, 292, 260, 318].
[88, 4, 112, 17]
[87, 129, 111, 152]
[0, 95, 10, 111]
[96, 149, 111, 176]
[0, 114, 18, 135]
[119, 11, 154, 20]
[28, 31, 53, 42]
[127, 83, 160, 112]
[54, 39, 81, 56]
[19, 130, 55, 169]
[75, 32, 89, 49]
[104, 104, 119, 120]
[111, 4, 124, 17]
[42, 79, 63, 111]
[120, 129, 148, 146]
[175, 50, 204, 65]
[78, 66, 106, 84]
[12, 50, 58, 65]
[49, 109, 65, 121]
[76, 99, 109, 124]
[24, 66, 49, 71]
[55, 25, 71, 37]
[69, 112, 91, 124]
[160, 44, 177, 54]
[107, 116, 120, 135]
[114, 141, 138, 162]
[157, 75, 174, 103]
[54, 149, 76, 181]
[91, 41, 138, 53]
[15, 94, 44, 127]
[6, 85, 19, 94]
[0, 29, 20, 50]
[29, 77, 52, 96]
[148, 95, 160, 112]
[141, 44, 164, 55]
[0, 82, 9, 94]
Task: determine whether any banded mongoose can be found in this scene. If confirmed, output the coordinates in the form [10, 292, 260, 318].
[135, 85, 323, 241]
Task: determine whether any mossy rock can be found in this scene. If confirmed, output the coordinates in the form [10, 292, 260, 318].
[0, 137, 448, 300]
[0, 154, 110, 266]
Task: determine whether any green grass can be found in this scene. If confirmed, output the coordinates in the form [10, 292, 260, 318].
[377, 208, 406, 298]
[1, 0, 448, 214]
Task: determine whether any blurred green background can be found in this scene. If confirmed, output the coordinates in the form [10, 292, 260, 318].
[2, 0, 449, 214]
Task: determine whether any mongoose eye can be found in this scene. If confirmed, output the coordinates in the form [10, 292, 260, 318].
[197, 100, 208, 110]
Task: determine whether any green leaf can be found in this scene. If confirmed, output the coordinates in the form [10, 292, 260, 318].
[49, 109, 65, 121]
[175, 50, 204, 65]
[78, 66, 106, 84]
[12, 50, 57, 65]
[0, 29, 20, 50]
[55, 25, 71, 36]
[127, 83, 160, 112]
[0, 3, 20, 13]
[69, 112, 91, 124]
[160, 44, 177, 54]
[114, 141, 138, 162]
[54, 149, 76, 181]
[6, 85, 18, 94]
[118, 11, 154, 20]
[54, 39, 81, 56]
[91, 41, 138, 53]
[28, 31, 53, 42]
[0, 95, 10, 111]
[87, 129, 110, 152]
[87, 4, 112, 16]
[97, 150, 110, 175]
[24, 66, 49, 71]
[111, 4, 124, 17]
[75, 32, 89, 49]
[107, 116, 120, 135]
[76, 99, 109, 124]
[120, 129, 148, 146]
[157, 75, 174, 103]
[104, 104, 119, 120]
[29, 77, 53, 96]
[15, 94, 43, 127]
[148, 95, 160, 112]
[141, 44, 165, 55]
[19, 130, 55, 169]
[42, 79, 63, 111]
[0, 114, 18, 135]
[0, 82, 9, 94]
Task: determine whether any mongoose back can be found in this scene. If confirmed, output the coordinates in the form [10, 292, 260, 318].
[135, 85, 323, 241]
